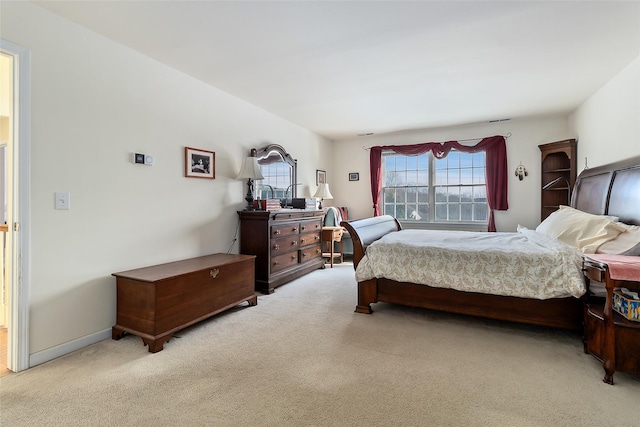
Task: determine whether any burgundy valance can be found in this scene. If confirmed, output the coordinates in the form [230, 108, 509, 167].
[369, 135, 508, 232]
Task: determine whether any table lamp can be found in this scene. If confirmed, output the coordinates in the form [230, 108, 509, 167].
[313, 183, 333, 209]
[237, 156, 264, 210]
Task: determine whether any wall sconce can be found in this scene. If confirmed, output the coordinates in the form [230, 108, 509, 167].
[237, 156, 264, 210]
[313, 183, 333, 209]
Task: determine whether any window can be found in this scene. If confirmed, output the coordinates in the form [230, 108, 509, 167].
[382, 150, 488, 224]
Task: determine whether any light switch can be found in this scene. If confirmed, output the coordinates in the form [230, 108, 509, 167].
[55, 192, 70, 210]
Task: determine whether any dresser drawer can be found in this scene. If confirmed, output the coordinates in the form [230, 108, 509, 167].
[299, 232, 321, 247]
[300, 219, 322, 234]
[271, 222, 300, 238]
[271, 236, 299, 255]
[271, 251, 299, 274]
[300, 245, 322, 263]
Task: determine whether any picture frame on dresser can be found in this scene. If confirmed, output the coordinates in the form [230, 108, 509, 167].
[316, 169, 326, 185]
[185, 146, 215, 179]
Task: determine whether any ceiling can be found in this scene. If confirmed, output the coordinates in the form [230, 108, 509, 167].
[34, 1, 640, 141]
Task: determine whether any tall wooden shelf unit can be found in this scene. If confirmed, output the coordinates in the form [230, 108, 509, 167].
[539, 139, 577, 221]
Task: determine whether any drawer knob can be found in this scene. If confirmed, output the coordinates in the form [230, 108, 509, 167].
[292, 228, 298, 232]
[315, 235, 320, 240]
[302, 253, 307, 258]
[316, 249, 321, 254]
[274, 261, 279, 266]
[292, 241, 298, 246]
[210, 268, 219, 279]
[275, 230, 281, 235]
[274, 244, 280, 250]
[301, 226, 306, 230]
[291, 255, 296, 260]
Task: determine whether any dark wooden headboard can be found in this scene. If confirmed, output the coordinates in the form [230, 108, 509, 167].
[572, 155, 640, 225]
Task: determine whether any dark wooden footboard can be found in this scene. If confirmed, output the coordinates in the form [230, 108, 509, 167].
[340, 215, 401, 269]
[341, 215, 583, 330]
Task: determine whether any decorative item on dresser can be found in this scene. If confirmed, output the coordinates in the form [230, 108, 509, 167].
[112, 254, 257, 353]
[238, 209, 325, 294]
[539, 139, 577, 221]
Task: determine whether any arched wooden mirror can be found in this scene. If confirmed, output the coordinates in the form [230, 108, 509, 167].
[253, 144, 298, 202]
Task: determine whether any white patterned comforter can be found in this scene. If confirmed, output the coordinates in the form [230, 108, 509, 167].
[355, 228, 586, 299]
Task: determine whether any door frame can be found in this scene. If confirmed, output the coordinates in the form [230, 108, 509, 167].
[1, 39, 31, 372]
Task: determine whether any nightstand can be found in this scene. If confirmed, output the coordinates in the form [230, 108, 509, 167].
[322, 226, 343, 268]
[582, 255, 640, 384]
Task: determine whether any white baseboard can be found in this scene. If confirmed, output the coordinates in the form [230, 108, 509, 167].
[29, 328, 112, 368]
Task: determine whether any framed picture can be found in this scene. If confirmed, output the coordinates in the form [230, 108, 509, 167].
[316, 169, 326, 185]
[185, 147, 215, 179]
[349, 172, 359, 181]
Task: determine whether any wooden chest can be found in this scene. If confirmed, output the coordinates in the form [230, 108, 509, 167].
[238, 209, 324, 293]
[112, 253, 256, 352]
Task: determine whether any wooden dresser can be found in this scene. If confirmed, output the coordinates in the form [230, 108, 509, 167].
[112, 253, 256, 352]
[238, 209, 325, 293]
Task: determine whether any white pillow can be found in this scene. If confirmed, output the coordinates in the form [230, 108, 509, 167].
[596, 223, 640, 256]
[536, 206, 627, 253]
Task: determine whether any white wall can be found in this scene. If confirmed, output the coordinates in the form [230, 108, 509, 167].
[1, 2, 331, 358]
[330, 116, 574, 232]
[569, 56, 640, 165]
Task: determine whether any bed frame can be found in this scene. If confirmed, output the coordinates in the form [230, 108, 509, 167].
[342, 156, 640, 331]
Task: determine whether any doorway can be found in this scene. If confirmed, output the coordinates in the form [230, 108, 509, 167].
[0, 50, 12, 376]
[1, 39, 30, 373]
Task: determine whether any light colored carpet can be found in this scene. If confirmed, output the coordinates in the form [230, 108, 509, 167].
[1, 262, 639, 426]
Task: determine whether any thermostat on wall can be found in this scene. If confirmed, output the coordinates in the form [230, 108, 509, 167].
[132, 153, 153, 166]
[133, 153, 145, 164]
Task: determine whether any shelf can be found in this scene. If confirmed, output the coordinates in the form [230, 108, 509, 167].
[539, 139, 577, 221]
[322, 252, 342, 258]
[587, 304, 640, 330]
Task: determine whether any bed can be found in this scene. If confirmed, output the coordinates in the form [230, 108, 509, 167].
[342, 156, 640, 331]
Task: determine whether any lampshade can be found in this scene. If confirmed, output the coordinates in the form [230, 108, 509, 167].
[236, 156, 264, 180]
[313, 183, 333, 199]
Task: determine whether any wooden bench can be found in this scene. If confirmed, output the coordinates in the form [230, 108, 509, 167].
[112, 253, 256, 352]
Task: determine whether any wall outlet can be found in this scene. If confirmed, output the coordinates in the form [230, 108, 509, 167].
[144, 155, 154, 165]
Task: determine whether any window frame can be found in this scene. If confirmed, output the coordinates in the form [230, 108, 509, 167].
[381, 150, 489, 230]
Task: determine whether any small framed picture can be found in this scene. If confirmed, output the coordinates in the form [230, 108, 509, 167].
[349, 172, 359, 181]
[316, 169, 326, 185]
[185, 147, 215, 179]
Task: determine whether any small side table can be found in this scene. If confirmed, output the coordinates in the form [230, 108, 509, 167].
[322, 226, 343, 268]
[582, 255, 640, 384]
